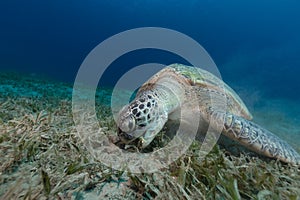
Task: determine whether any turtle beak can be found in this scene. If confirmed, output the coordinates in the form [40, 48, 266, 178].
[117, 128, 134, 142]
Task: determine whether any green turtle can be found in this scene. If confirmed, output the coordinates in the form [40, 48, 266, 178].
[117, 63, 300, 165]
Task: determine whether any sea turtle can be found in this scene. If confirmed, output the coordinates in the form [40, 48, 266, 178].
[117, 63, 300, 165]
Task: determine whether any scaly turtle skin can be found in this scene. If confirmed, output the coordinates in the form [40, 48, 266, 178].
[117, 64, 300, 165]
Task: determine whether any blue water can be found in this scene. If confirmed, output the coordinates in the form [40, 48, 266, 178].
[0, 0, 300, 100]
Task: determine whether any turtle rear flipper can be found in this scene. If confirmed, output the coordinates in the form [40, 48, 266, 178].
[206, 108, 300, 165]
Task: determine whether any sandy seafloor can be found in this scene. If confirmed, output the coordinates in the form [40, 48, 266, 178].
[0, 72, 299, 199]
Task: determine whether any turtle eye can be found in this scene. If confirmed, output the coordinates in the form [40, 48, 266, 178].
[127, 115, 135, 131]
[120, 114, 136, 133]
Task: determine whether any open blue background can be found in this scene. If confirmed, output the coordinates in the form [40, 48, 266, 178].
[0, 0, 299, 99]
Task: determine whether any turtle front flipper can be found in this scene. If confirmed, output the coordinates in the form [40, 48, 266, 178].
[207, 108, 300, 165]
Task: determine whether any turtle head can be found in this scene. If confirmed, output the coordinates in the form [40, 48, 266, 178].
[117, 93, 168, 148]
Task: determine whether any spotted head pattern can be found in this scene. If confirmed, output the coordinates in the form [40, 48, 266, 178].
[117, 91, 168, 147]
